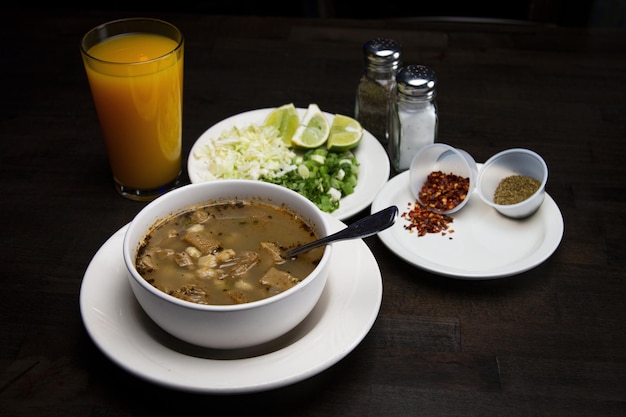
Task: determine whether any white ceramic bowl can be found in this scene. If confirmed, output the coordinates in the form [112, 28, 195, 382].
[476, 148, 548, 219]
[409, 143, 478, 214]
[123, 180, 332, 349]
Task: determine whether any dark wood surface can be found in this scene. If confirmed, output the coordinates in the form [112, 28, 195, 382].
[2, 9, 625, 417]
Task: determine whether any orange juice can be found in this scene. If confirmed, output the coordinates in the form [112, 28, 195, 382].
[83, 32, 183, 191]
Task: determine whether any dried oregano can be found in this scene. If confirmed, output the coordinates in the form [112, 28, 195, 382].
[493, 175, 541, 205]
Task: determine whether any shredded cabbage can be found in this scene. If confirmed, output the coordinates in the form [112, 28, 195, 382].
[192, 124, 297, 181]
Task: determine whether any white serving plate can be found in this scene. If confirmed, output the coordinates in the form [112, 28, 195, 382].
[188, 108, 390, 220]
[371, 168, 564, 279]
[79, 216, 383, 393]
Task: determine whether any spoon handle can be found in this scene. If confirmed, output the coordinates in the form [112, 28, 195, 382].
[286, 205, 398, 258]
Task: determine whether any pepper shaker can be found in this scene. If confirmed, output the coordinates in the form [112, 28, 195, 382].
[388, 64, 438, 172]
[354, 38, 402, 147]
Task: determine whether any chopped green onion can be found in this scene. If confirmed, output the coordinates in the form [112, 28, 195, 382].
[263, 149, 360, 213]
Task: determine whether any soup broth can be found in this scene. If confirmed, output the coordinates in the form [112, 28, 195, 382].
[135, 200, 324, 305]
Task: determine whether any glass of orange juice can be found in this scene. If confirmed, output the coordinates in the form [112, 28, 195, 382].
[81, 18, 184, 201]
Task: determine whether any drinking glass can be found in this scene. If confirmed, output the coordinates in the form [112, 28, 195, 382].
[81, 18, 184, 201]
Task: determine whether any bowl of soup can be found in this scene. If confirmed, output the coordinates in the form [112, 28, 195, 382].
[123, 180, 333, 349]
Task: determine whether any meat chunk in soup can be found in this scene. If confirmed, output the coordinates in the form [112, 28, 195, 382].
[230, 251, 261, 276]
[136, 253, 157, 274]
[170, 284, 210, 304]
[174, 251, 194, 268]
[259, 267, 301, 292]
[260, 241, 285, 264]
[183, 232, 222, 254]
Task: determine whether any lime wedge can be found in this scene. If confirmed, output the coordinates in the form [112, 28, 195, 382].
[327, 114, 363, 151]
[263, 103, 300, 145]
[291, 104, 330, 149]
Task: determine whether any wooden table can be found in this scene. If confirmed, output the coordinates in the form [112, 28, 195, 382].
[2, 9, 625, 416]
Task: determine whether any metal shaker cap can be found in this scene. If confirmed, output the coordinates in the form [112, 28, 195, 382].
[363, 38, 402, 71]
[397, 65, 437, 100]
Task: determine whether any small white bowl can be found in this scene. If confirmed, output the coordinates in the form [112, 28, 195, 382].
[409, 143, 478, 214]
[123, 180, 332, 349]
[477, 148, 548, 219]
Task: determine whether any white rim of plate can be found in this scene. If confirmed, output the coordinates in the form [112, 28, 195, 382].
[79, 216, 383, 393]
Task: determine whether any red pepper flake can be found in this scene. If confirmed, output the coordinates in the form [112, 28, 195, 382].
[401, 201, 455, 237]
[418, 171, 470, 212]
[401, 171, 469, 238]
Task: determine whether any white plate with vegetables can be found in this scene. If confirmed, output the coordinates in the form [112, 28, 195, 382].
[188, 106, 390, 221]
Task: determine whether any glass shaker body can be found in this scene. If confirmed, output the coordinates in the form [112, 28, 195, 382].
[389, 65, 438, 172]
[355, 38, 402, 147]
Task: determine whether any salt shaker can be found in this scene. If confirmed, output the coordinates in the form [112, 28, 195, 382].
[388, 64, 438, 172]
[354, 38, 402, 147]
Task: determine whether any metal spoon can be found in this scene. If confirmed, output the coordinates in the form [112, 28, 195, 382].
[284, 205, 398, 258]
